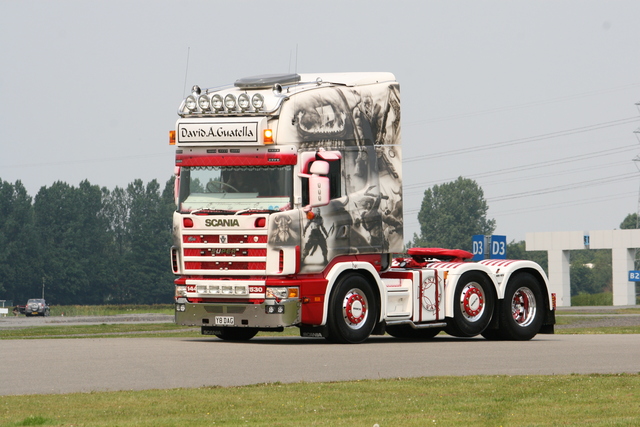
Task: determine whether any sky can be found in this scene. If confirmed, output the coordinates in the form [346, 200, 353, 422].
[1, 0, 640, 244]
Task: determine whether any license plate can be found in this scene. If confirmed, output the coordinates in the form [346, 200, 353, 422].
[214, 316, 234, 326]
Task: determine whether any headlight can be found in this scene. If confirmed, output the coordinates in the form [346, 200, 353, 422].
[266, 287, 288, 299]
[252, 93, 264, 110]
[175, 285, 187, 298]
[185, 95, 197, 112]
[211, 94, 223, 111]
[198, 95, 211, 111]
[224, 94, 236, 111]
[266, 287, 298, 299]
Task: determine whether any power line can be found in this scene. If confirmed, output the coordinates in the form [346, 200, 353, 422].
[403, 191, 637, 227]
[405, 82, 640, 126]
[489, 191, 637, 217]
[480, 160, 631, 188]
[403, 143, 637, 191]
[487, 172, 638, 203]
[403, 116, 640, 163]
[403, 174, 639, 216]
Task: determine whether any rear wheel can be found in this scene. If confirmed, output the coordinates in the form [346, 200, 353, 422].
[480, 327, 503, 341]
[386, 324, 441, 339]
[496, 273, 544, 340]
[204, 327, 259, 341]
[327, 274, 378, 344]
[445, 272, 494, 337]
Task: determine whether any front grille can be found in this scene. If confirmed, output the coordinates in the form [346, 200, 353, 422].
[182, 231, 268, 275]
[183, 248, 267, 257]
[185, 261, 266, 271]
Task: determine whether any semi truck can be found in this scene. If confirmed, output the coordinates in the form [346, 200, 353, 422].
[170, 72, 555, 343]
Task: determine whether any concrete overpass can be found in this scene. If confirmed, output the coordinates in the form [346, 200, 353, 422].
[526, 230, 640, 306]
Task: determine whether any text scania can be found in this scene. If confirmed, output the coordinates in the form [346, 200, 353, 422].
[180, 126, 255, 139]
[205, 218, 240, 227]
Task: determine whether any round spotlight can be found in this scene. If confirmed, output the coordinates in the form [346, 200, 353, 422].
[198, 95, 211, 111]
[211, 94, 223, 111]
[238, 93, 250, 111]
[224, 94, 237, 111]
[185, 95, 197, 112]
[251, 93, 265, 110]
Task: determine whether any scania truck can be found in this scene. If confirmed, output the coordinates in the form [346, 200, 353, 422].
[170, 72, 555, 343]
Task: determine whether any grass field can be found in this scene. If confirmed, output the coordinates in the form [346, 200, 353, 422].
[46, 305, 174, 317]
[1, 374, 638, 426]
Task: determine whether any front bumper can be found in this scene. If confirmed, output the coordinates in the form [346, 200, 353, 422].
[175, 298, 301, 329]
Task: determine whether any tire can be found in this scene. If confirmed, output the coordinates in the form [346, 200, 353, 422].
[495, 273, 544, 341]
[480, 328, 503, 341]
[386, 324, 441, 340]
[326, 273, 378, 344]
[445, 271, 494, 337]
[205, 327, 258, 341]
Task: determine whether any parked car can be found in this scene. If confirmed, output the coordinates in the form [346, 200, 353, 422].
[24, 299, 50, 316]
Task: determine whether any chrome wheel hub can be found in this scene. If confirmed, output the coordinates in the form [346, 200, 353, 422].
[511, 287, 537, 327]
[343, 289, 368, 329]
[460, 282, 485, 321]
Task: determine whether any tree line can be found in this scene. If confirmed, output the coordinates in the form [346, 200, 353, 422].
[0, 177, 175, 306]
[2, 175, 633, 305]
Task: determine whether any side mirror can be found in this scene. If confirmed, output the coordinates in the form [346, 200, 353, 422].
[300, 160, 330, 208]
[299, 157, 337, 209]
[309, 175, 330, 207]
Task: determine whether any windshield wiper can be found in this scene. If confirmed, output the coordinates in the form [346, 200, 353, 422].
[234, 208, 281, 215]
[188, 208, 236, 215]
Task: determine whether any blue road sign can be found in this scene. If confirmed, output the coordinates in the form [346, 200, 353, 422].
[490, 235, 507, 259]
[472, 235, 485, 261]
[628, 271, 640, 282]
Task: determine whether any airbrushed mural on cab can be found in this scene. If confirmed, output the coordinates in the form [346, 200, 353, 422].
[269, 83, 403, 273]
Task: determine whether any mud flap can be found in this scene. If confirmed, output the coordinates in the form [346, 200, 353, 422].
[299, 325, 329, 338]
[371, 321, 386, 336]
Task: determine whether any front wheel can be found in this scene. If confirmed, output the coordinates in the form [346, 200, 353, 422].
[445, 272, 494, 337]
[327, 274, 378, 344]
[496, 273, 544, 340]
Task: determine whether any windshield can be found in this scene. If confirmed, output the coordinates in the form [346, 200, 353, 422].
[178, 165, 293, 213]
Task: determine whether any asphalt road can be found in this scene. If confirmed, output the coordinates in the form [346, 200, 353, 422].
[2, 334, 639, 396]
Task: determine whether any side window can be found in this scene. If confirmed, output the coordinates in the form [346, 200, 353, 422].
[301, 159, 342, 205]
[327, 159, 341, 199]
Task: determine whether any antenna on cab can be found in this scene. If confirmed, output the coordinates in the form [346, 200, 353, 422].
[182, 47, 191, 98]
